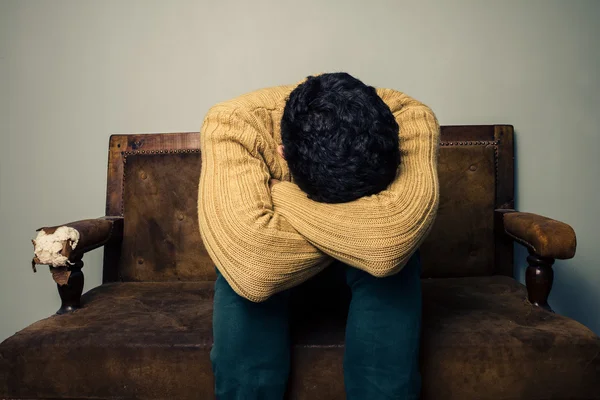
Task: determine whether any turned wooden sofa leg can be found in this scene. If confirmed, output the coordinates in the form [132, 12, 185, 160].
[525, 251, 555, 312]
[55, 260, 84, 315]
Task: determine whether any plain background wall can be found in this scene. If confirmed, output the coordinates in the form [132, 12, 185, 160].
[1, 0, 599, 342]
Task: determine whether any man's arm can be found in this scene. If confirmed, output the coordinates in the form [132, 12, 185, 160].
[270, 90, 440, 276]
[198, 105, 329, 302]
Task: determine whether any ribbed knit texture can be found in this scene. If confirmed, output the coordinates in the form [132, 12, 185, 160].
[198, 84, 440, 302]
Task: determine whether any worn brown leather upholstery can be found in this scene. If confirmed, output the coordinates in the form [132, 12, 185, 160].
[420, 143, 496, 277]
[1, 277, 598, 400]
[120, 152, 215, 282]
[503, 212, 577, 259]
[2, 127, 599, 400]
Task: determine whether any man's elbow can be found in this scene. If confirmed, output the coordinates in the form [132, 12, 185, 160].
[360, 258, 403, 278]
[241, 286, 275, 303]
[221, 267, 280, 303]
[371, 266, 402, 278]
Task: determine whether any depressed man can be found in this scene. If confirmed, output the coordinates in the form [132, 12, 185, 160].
[198, 72, 440, 399]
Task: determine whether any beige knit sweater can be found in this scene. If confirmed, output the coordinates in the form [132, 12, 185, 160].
[198, 84, 440, 302]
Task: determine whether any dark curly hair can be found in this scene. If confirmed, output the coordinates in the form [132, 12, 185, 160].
[281, 73, 400, 203]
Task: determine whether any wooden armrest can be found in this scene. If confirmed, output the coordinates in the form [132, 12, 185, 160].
[495, 209, 577, 312]
[30, 216, 123, 315]
[32, 216, 123, 270]
[496, 210, 576, 259]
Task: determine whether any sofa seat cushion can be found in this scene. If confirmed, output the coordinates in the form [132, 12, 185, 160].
[419, 276, 600, 400]
[1, 277, 599, 400]
[1, 282, 216, 400]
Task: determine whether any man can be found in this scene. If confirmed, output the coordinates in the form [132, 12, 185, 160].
[198, 73, 440, 399]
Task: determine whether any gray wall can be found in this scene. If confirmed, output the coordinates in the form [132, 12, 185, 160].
[1, 0, 599, 342]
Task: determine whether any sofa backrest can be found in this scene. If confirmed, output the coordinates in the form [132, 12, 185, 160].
[103, 125, 514, 283]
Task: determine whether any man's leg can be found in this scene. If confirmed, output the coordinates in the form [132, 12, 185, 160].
[211, 269, 291, 400]
[344, 252, 422, 400]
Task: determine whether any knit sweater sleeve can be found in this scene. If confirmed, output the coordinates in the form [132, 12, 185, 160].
[198, 105, 329, 302]
[270, 89, 440, 276]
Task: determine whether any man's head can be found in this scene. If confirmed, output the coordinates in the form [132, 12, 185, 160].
[280, 73, 400, 204]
